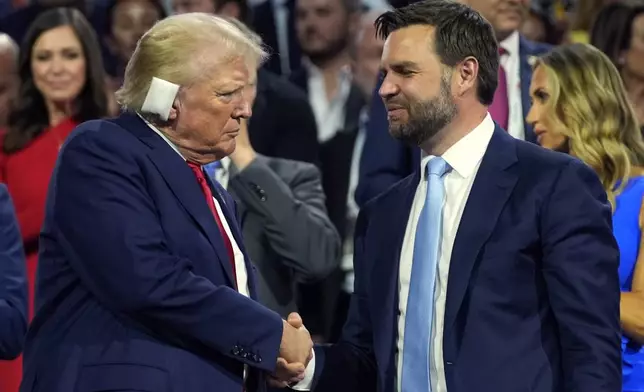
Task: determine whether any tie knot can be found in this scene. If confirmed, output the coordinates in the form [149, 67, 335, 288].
[499, 47, 507, 56]
[426, 157, 450, 178]
[203, 161, 222, 180]
[187, 161, 205, 179]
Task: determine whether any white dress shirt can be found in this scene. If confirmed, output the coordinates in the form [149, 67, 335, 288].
[499, 31, 525, 140]
[294, 114, 495, 391]
[305, 60, 353, 143]
[141, 115, 250, 298]
[211, 156, 232, 190]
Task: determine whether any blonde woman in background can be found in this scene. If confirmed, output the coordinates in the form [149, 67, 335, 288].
[527, 43, 644, 391]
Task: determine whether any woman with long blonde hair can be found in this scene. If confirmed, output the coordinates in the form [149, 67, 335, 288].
[527, 43, 644, 390]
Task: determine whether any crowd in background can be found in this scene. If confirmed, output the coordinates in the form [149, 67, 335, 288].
[0, 0, 643, 390]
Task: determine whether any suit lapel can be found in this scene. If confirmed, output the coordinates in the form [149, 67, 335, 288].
[112, 112, 237, 287]
[370, 170, 420, 379]
[208, 178, 260, 298]
[443, 128, 519, 330]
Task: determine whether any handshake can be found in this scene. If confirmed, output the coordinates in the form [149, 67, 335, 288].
[270, 313, 313, 388]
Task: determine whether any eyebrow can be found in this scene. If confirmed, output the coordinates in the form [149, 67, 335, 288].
[381, 60, 420, 74]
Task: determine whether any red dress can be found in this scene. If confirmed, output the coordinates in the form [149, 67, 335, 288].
[0, 118, 77, 392]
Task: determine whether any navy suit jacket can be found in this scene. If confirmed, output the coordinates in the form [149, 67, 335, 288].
[355, 36, 552, 207]
[20, 113, 284, 392]
[310, 127, 622, 392]
[0, 183, 27, 360]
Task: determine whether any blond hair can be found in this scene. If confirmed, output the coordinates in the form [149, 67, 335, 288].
[535, 43, 644, 208]
[116, 13, 267, 112]
[220, 16, 263, 46]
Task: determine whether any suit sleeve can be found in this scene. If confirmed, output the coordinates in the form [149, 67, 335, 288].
[228, 158, 340, 282]
[355, 83, 414, 207]
[541, 159, 622, 392]
[306, 203, 377, 391]
[52, 129, 283, 372]
[0, 185, 28, 360]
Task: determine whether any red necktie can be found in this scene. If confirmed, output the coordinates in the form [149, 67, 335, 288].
[489, 47, 509, 130]
[187, 162, 237, 286]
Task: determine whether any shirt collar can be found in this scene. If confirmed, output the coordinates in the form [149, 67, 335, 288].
[138, 113, 229, 169]
[302, 57, 352, 80]
[139, 113, 184, 159]
[420, 113, 495, 179]
[220, 156, 231, 172]
[499, 30, 520, 56]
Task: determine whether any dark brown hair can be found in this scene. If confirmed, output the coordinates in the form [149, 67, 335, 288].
[375, 0, 499, 105]
[590, 1, 644, 69]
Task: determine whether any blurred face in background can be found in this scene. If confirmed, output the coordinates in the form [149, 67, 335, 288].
[110, 0, 162, 63]
[351, 13, 384, 101]
[0, 46, 18, 128]
[622, 13, 644, 80]
[526, 65, 567, 151]
[172, 0, 216, 13]
[295, 0, 355, 63]
[31, 25, 86, 110]
[463, 0, 530, 41]
[521, 11, 546, 42]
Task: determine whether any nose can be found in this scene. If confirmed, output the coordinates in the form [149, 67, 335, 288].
[378, 75, 399, 100]
[233, 99, 252, 119]
[50, 56, 65, 74]
[525, 102, 537, 127]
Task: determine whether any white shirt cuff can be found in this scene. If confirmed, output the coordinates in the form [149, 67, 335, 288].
[290, 349, 315, 391]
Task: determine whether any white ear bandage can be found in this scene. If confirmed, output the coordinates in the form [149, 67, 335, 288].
[141, 77, 180, 121]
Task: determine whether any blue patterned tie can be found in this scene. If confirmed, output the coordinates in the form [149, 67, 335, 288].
[401, 156, 450, 392]
[203, 160, 222, 183]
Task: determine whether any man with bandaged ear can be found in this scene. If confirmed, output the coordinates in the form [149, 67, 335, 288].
[20, 13, 313, 392]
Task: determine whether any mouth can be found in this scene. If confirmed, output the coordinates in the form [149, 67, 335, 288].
[499, 7, 524, 19]
[387, 107, 406, 118]
[535, 128, 547, 142]
[47, 81, 72, 89]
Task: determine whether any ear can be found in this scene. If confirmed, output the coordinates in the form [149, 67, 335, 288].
[454, 56, 479, 98]
[167, 98, 180, 121]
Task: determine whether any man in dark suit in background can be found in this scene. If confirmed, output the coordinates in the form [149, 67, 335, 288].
[21, 14, 312, 392]
[0, 183, 27, 361]
[355, 0, 552, 206]
[172, 0, 321, 166]
[279, 1, 622, 391]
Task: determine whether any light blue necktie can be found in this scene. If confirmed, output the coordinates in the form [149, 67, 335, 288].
[401, 157, 450, 392]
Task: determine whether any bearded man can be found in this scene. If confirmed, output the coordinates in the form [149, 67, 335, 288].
[276, 1, 622, 391]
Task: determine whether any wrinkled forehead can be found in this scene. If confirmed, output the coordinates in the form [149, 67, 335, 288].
[381, 25, 436, 69]
[204, 56, 253, 89]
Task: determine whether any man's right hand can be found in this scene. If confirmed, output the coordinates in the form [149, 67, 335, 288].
[279, 313, 313, 366]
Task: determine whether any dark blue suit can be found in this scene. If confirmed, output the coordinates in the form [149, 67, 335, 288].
[20, 113, 284, 392]
[356, 36, 551, 206]
[310, 127, 622, 392]
[0, 184, 27, 360]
